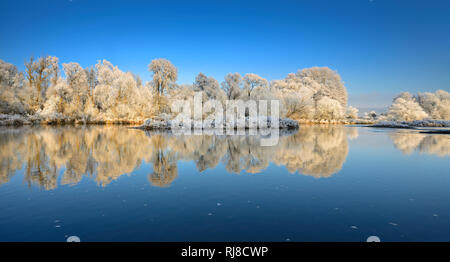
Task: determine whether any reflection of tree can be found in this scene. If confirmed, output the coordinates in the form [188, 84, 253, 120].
[0, 125, 357, 190]
[168, 135, 228, 172]
[273, 126, 349, 178]
[346, 126, 359, 140]
[0, 126, 155, 189]
[222, 136, 275, 174]
[148, 135, 178, 187]
[21, 130, 58, 190]
[390, 132, 450, 156]
[0, 129, 26, 185]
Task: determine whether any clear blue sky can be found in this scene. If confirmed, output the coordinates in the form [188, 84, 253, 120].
[1, 0, 449, 107]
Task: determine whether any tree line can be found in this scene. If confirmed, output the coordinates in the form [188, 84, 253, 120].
[1, 56, 448, 124]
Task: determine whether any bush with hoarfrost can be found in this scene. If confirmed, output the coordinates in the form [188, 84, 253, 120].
[271, 67, 348, 120]
[41, 78, 72, 117]
[0, 60, 28, 114]
[315, 97, 344, 120]
[417, 90, 450, 120]
[346, 106, 358, 119]
[296, 67, 348, 108]
[387, 92, 429, 121]
[1, 57, 353, 123]
[384, 90, 449, 122]
[91, 60, 153, 121]
[138, 115, 299, 130]
[13, 56, 450, 125]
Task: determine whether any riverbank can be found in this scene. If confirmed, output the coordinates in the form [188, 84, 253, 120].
[3, 113, 448, 129]
[297, 119, 375, 125]
[0, 114, 144, 126]
[1, 113, 377, 127]
[370, 120, 450, 128]
[135, 116, 300, 130]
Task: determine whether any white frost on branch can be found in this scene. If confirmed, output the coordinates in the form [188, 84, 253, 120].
[387, 92, 429, 121]
[4, 56, 448, 125]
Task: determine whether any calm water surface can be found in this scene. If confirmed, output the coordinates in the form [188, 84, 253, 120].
[0, 125, 449, 241]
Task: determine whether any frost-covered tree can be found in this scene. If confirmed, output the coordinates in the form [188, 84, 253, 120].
[148, 59, 178, 114]
[281, 88, 315, 119]
[63, 62, 89, 116]
[148, 58, 178, 96]
[41, 61, 90, 119]
[243, 73, 268, 98]
[133, 73, 142, 88]
[193, 73, 226, 101]
[0, 60, 18, 113]
[94, 61, 120, 116]
[362, 110, 377, 120]
[387, 92, 429, 121]
[94, 60, 120, 116]
[1, 57, 373, 123]
[193, 73, 208, 91]
[296, 67, 348, 108]
[0, 59, 17, 86]
[13, 73, 34, 114]
[271, 67, 348, 120]
[0, 60, 29, 114]
[41, 78, 72, 117]
[24, 56, 59, 110]
[85, 66, 97, 100]
[417, 90, 450, 120]
[346, 106, 359, 119]
[315, 97, 344, 120]
[48, 57, 59, 87]
[90, 59, 153, 120]
[272, 73, 316, 119]
[221, 73, 242, 100]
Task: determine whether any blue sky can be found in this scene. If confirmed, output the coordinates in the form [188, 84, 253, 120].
[1, 0, 449, 107]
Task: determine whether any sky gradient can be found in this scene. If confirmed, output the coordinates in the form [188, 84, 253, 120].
[1, 0, 449, 108]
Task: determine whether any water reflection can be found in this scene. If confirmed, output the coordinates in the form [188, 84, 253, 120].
[0, 125, 359, 189]
[389, 132, 450, 156]
[4, 126, 448, 191]
[274, 127, 350, 177]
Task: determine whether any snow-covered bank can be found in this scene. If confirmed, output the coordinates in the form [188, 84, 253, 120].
[135, 116, 300, 130]
[0, 113, 374, 127]
[0, 114, 32, 126]
[0, 114, 145, 126]
[296, 119, 374, 125]
[370, 120, 450, 128]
